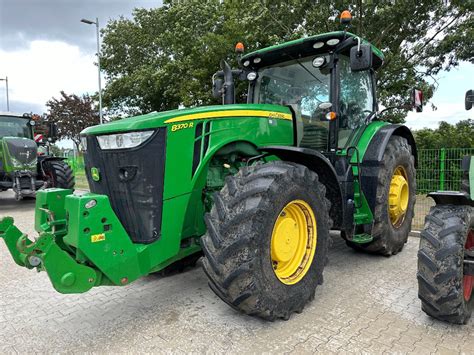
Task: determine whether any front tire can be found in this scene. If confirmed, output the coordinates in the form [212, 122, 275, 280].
[43, 160, 75, 190]
[347, 135, 416, 255]
[417, 205, 474, 324]
[201, 162, 331, 320]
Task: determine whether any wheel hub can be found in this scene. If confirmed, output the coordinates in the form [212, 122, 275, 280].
[389, 166, 409, 226]
[270, 200, 317, 285]
[271, 218, 299, 262]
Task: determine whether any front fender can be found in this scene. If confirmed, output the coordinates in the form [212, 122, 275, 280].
[37, 156, 68, 178]
[428, 191, 474, 207]
[260, 146, 344, 228]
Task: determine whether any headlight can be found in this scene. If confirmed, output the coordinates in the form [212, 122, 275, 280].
[80, 136, 88, 151]
[10, 156, 36, 169]
[246, 72, 257, 81]
[96, 130, 154, 150]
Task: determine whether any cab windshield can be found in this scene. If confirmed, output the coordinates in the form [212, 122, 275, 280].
[253, 56, 332, 150]
[253, 56, 331, 115]
[0, 116, 32, 139]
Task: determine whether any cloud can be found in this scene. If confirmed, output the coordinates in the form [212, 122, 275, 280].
[406, 103, 473, 130]
[0, 0, 161, 51]
[0, 40, 99, 113]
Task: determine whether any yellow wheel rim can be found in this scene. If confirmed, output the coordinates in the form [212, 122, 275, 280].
[389, 166, 409, 227]
[270, 200, 317, 285]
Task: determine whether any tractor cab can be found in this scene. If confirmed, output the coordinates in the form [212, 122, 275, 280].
[0, 113, 35, 140]
[242, 31, 383, 153]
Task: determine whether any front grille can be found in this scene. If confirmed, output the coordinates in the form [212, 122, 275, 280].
[84, 129, 167, 244]
[5, 138, 37, 165]
[19, 176, 32, 189]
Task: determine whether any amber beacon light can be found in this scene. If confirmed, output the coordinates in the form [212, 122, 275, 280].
[235, 42, 245, 54]
[340, 10, 352, 25]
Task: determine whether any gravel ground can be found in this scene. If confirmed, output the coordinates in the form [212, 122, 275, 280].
[0, 190, 472, 354]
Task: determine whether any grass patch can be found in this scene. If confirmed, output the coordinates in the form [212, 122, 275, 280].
[74, 171, 89, 190]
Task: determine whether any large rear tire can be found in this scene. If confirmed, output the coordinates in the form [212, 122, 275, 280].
[201, 161, 331, 320]
[417, 205, 474, 324]
[43, 160, 75, 190]
[347, 135, 416, 255]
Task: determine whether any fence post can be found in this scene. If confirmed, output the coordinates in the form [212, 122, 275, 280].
[440, 148, 446, 191]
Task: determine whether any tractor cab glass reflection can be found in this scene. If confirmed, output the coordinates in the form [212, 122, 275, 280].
[254, 57, 331, 151]
[0, 116, 32, 139]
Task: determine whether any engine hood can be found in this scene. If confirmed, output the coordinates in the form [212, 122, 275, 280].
[81, 103, 292, 136]
[1, 137, 38, 168]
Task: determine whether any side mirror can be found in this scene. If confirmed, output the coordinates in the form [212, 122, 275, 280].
[48, 122, 58, 143]
[350, 43, 372, 72]
[212, 78, 223, 99]
[412, 89, 423, 112]
[465, 89, 473, 111]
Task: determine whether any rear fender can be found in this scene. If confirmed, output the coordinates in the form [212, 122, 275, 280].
[360, 124, 417, 214]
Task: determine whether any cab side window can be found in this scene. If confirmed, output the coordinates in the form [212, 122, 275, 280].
[339, 56, 374, 130]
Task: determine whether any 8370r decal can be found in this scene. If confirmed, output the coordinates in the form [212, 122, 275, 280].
[171, 122, 194, 132]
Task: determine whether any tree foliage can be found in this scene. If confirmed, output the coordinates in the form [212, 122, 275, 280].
[100, 0, 473, 122]
[414, 119, 474, 150]
[45, 91, 100, 150]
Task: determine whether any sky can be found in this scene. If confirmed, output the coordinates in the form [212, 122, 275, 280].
[405, 62, 474, 130]
[0, 0, 161, 115]
[0, 0, 472, 146]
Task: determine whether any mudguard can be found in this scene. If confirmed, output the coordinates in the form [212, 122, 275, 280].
[428, 191, 474, 207]
[360, 124, 417, 214]
[260, 145, 344, 228]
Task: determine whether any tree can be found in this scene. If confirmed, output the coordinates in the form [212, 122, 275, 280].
[48, 144, 63, 157]
[414, 119, 474, 150]
[100, 0, 473, 122]
[45, 91, 100, 151]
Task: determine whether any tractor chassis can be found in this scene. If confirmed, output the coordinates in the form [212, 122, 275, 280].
[0, 188, 201, 294]
[0, 171, 44, 200]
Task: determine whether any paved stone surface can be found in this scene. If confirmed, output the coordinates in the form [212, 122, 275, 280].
[0, 190, 472, 353]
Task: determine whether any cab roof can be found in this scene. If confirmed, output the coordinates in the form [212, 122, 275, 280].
[0, 112, 30, 119]
[241, 31, 384, 70]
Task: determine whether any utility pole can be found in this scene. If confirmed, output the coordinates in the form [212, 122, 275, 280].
[0, 77, 9, 111]
[81, 17, 103, 124]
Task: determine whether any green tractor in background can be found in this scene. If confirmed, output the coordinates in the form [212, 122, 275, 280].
[417, 90, 474, 324]
[0, 112, 74, 200]
[1, 13, 420, 320]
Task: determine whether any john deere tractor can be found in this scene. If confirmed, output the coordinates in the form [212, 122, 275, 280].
[417, 90, 474, 324]
[0, 112, 74, 200]
[0, 18, 419, 320]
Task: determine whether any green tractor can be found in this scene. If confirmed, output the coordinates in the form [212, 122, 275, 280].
[1, 20, 420, 320]
[0, 112, 74, 200]
[417, 90, 474, 324]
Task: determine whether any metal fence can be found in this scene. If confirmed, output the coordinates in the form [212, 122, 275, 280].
[414, 148, 474, 229]
[66, 155, 87, 189]
[66, 148, 474, 230]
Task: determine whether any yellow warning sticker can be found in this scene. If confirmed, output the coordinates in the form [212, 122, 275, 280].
[91, 233, 106, 243]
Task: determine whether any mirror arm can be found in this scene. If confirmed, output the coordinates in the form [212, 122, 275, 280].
[214, 69, 244, 78]
[378, 104, 414, 116]
[334, 37, 357, 54]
